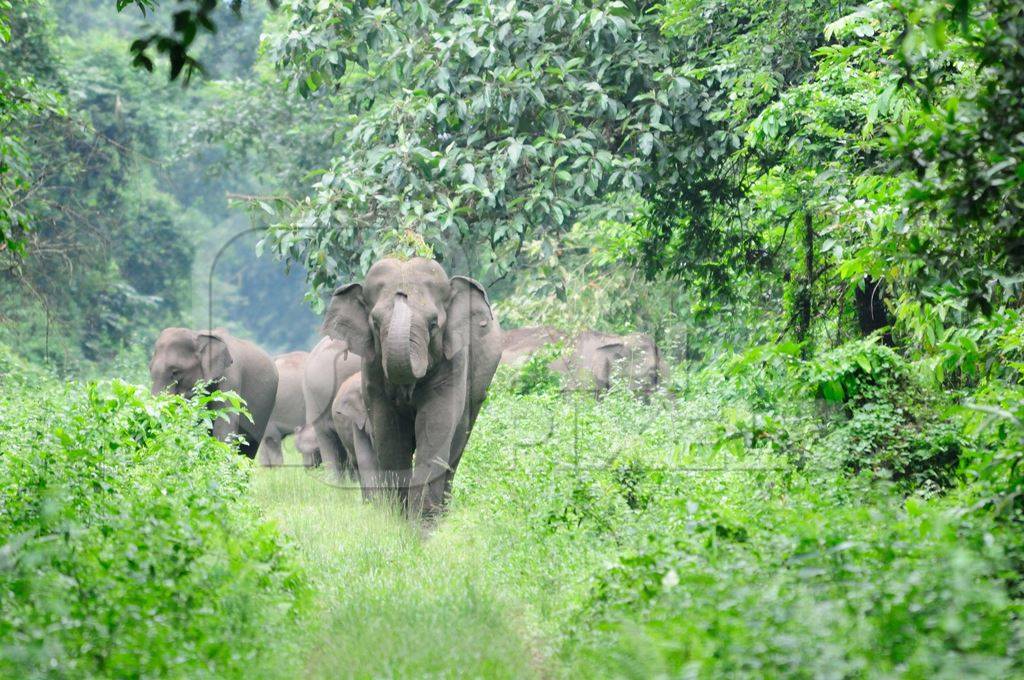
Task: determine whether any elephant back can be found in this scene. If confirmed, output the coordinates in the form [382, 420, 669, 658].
[304, 337, 361, 424]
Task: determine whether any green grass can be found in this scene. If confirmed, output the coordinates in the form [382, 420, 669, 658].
[252, 378, 1024, 678]
[253, 445, 545, 679]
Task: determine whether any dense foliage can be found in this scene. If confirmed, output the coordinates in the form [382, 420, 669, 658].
[2, 0, 1024, 675]
[0, 344, 307, 677]
[475, 379, 1021, 676]
[0, 0, 318, 370]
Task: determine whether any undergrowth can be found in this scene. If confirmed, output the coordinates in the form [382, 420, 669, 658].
[0, 349, 308, 678]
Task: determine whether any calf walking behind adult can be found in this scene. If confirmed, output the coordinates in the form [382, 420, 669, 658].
[323, 258, 502, 517]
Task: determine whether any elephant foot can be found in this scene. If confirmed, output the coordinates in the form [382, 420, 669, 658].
[415, 517, 439, 540]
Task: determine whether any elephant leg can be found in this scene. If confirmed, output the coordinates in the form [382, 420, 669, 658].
[210, 410, 240, 443]
[443, 403, 483, 500]
[311, 417, 343, 473]
[367, 400, 415, 508]
[351, 426, 381, 502]
[238, 433, 260, 460]
[258, 425, 285, 467]
[409, 398, 460, 518]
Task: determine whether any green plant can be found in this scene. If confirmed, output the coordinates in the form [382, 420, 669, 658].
[511, 342, 565, 396]
[0, 372, 307, 678]
[805, 337, 910, 406]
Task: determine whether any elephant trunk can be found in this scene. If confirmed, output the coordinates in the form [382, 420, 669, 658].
[383, 293, 429, 385]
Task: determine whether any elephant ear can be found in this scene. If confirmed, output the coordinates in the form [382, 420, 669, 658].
[597, 340, 627, 358]
[323, 283, 375, 360]
[596, 341, 627, 378]
[337, 395, 370, 434]
[443, 276, 494, 360]
[195, 332, 233, 380]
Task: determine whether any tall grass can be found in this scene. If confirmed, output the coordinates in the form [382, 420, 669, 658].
[3, 343, 1018, 677]
[253, 451, 543, 678]
[254, 372, 1024, 677]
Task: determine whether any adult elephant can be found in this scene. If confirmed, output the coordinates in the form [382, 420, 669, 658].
[553, 330, 668, 397]
[323, 257, 502, 517]
[257, 351, 308, 467]
[302, 336, 361, 470]
[499, 326, 566, 366]
[149, 327, 278, 459]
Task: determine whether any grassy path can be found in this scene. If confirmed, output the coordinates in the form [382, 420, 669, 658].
[251, 449, 549, 679]
[246, 387, 1024, 678]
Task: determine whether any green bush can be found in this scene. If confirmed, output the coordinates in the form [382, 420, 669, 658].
[0, 375, 307, 678]
[490, 342, 566, 397]
[574, 491, 1021, 677]
[962, 383, 1024, 521]
[801, 339, 966, 489]
[463, 388, 1023, 676]
[805, 339, 910, 407]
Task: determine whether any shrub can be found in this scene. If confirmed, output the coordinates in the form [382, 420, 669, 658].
[820, 400, 966, 489]
[804, 338, 910, 407]
[0, 376, 307, 678]
[804, 339, 966, 489]
[571, 475, 1022, 678]
[489, 342, 566, 397]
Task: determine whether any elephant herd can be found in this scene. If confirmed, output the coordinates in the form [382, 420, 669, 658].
[149, 257, 668, 518]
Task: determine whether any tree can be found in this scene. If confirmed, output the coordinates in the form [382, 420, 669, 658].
[118, 0, 277, 81]
[891, 0, 1024, 314]
[0, 0, 64, 255]
[0, 3, 194, 365]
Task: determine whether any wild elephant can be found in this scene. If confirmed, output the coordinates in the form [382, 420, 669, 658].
[499, 325, 567, 367]
[293, 422, 321, 466]
[553, 330, 668, 397]
[301, 336, 361, 469]
[257, 351, 308, 467]
[323, 257, 502, 517]
[331, 373, 376, 498]
[149, 327, 278, 459]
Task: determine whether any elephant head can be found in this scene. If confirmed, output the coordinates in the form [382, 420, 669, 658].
[322, 258, 491, 385]
[293, 424, 321, 467]
[574, 331, 663, 394]
[617, 333, 663, 391]
[149, 327, 232, 397]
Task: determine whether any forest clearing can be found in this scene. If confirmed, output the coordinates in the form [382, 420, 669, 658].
[2, 0, 1024, 678]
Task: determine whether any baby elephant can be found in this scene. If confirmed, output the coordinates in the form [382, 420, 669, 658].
[293, 422, 321, 466]
[331, 373, 377, 498]
[149, 327, 278, 459]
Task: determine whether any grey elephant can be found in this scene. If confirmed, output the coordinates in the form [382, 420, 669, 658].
[149, 327, 278, 459]
[331, 373, 376, 498]
[302, 336, 361, 470]
[257, 351, 308, 467]
[323, 257, 502, 517]
[499, 325, 567, 366]
[293, 422, 321, 465]
[553, 330, 668, 396]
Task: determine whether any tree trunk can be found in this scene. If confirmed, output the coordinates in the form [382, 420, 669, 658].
[795, 213, 814, 356]
[855, 276, 893, 345]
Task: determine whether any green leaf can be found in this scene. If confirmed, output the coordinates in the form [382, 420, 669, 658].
[639, 132, 654, 156]
[855, 354, 873, 374]
[821, 380, 845, 403]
